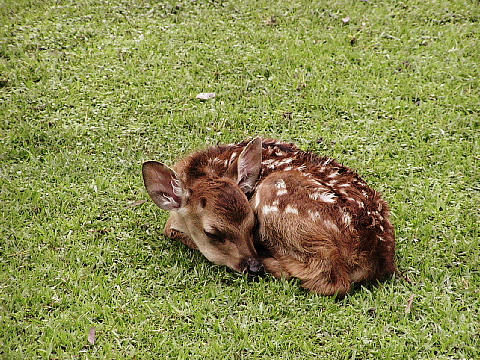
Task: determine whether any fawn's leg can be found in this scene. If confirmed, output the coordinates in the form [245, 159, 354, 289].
[261, 257, 292, 278]
[278, 255, 351, 297]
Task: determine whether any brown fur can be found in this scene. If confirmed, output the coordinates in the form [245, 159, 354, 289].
[143, 138, 396, 296]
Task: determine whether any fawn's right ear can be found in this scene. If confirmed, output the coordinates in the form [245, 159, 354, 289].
[236, 137, 263, 194]
[142, 161, 184, 210]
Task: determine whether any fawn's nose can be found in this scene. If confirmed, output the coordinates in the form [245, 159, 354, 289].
[246, 257, 264, 276]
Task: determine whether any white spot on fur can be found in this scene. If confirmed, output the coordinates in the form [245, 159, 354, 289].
[285, 205, 298, 214]
[308, 210, 321, 220]
[350, 199, 365, 208]
[309, 191, 336, 203]
[275, 179, 286, 189]
[283, 166, 293, 171]
[309, 179, 329, 189]
[327, 171, 339, 178]
[262, 204, 279, 215]
[272, 199, 279, 206]
[277, 189, 288, 196]
[277, 157, 293, 166]
[348, 197, 365, 208]
[342, 212, 352, 226]
[265, 158, 295, 170]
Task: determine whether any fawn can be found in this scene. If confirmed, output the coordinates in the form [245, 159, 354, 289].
[142, 138, 396, 296]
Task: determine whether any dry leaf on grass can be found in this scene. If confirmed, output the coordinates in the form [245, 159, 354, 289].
[196, 92, 216, 101]
[401, 271, 414, 284]
[265, 15, 277, 26]
[128, 199, 147, 207]
[88, 327, 96, 345]
[405, 294, 415, 314]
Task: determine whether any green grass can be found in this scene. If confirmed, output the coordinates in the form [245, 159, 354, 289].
[1, 0, 479, 358]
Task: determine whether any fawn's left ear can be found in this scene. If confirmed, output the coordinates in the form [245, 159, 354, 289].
[236, 137, 262, 193]
[142, 161, 184, 210]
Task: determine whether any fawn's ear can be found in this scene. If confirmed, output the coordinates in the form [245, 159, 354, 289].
[142, 161, 184, 210]
[236, 137, 262, 193]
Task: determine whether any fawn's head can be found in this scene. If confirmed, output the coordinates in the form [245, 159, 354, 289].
[142, 138, 263, 275]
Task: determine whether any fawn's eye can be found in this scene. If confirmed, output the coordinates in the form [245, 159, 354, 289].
[204, 230, 225, 243]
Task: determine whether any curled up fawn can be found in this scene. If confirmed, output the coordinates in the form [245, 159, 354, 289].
[142, 138, 396, 296]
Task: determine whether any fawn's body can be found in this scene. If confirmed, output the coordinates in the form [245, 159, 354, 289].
[143, 138, 396, 296]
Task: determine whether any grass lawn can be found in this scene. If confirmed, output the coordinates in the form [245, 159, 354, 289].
[1, 0, 479, 358]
